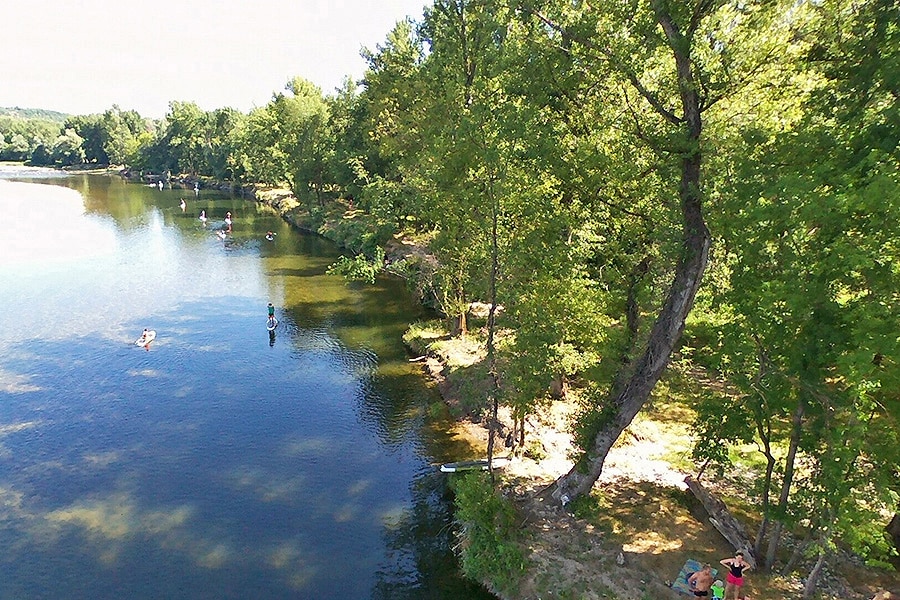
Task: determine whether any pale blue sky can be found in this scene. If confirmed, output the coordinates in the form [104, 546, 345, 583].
[0, 0, 426, 118]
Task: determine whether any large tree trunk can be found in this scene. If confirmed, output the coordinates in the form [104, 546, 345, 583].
[547, 1, 711, 506]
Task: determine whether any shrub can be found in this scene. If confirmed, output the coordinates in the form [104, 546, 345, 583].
[450, 472, 526, 594]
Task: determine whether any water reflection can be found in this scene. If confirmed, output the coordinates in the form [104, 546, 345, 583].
[0, 170, 494, 599]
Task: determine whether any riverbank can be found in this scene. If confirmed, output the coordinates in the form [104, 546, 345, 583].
[240, 184, 897, 600]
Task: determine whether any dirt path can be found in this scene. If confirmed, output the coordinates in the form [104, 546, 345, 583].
[449, 396, 895, 600]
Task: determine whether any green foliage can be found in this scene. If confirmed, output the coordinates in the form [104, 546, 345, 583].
[325, 210, 397, 257]
[51, 128, 86, 166]
[401, 319, 451, 360]
[30, 144, 52, 166]
[161, 101, 207, 174]
[698, 0, 900, 575]
[278, 77, 331, 204]
[64, 114, 107, 163]
[569, 383, 618, 458]
[450, 472, 526, 594]
[101, 105, 148, 167]
[0, 116, 60, 161]
[326, 248, 385, 284]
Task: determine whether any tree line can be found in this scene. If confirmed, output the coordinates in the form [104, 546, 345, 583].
[4, 0, 897, 594]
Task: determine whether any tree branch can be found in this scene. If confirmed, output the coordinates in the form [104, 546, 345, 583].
[529, 8, 684, 125]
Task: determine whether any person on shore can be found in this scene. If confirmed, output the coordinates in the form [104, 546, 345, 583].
[711, 579, 725, 600]
[224, 211, 232, 231]
[180, 198, 186, 212]
[199, 210, 207, 224]
[720, 551, 751, 600]
[688, 564, 714, 598]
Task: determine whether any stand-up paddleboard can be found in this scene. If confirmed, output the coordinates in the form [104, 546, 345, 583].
[439, 456, 511, 473]
[135, 330, 156, 346]
[266, 317, 279, 332]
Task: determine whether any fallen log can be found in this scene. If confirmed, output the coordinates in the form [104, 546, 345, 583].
[684, 475, 757, 568]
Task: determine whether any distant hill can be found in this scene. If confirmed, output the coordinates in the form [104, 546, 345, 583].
[0, 107, 69, 122]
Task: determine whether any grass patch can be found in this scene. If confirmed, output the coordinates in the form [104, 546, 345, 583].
[451, 472, 526, 595]
[402, 320, 449, 356]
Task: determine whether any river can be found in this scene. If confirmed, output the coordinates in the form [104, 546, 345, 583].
[0, 167, 494, 599]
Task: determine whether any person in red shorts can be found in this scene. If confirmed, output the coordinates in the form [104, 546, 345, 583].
[720, 551, 752, 599]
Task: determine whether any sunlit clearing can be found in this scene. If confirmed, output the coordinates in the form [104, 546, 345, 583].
[623, 532, 684, 554]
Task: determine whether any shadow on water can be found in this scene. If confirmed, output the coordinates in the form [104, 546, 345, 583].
[0, 303, 493, 599]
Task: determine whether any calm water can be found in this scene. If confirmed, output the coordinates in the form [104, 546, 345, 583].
[0, 167, 493, 599]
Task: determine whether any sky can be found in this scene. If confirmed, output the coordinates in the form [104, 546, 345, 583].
[0, 0, 427, 119]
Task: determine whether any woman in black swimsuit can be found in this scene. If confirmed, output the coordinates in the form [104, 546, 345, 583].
[720, 551, 751, 599]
